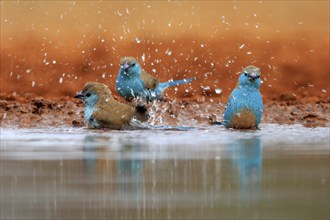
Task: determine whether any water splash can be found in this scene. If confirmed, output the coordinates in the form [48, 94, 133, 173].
[129, 117, 194, 131]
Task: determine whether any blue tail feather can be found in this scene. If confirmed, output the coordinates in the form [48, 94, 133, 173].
[155, 77, 196, 97]
[146, 77, 196, 100]
[159, 77, 195, 89]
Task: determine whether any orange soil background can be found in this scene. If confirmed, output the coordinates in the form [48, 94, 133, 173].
[0, 1, 329, 128]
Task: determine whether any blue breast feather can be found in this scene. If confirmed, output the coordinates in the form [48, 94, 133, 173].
[116, 75, 148, 99]
[224, 87, 263, 127]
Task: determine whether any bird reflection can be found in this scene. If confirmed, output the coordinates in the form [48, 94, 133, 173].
[226, 137, 262, 199]
[82, 135, 110, 173]
[116, 137, 143, 201]
[82, 135, 144, 204]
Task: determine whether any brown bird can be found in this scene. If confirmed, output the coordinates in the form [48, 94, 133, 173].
[74, 82, 149, 129]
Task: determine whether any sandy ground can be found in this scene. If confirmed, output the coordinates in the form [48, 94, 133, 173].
[0, 92, 328, 129]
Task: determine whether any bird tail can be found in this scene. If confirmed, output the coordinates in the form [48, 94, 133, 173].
[159, 77, 196, 90]
[154, 77, 196, 99]
[133, 104, 150, 122]
[208, 114, 224, 126]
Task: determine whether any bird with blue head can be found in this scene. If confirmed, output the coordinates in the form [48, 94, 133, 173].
[116, 57, 195, 102]
[74, 82, 149, 129]
[213, 65, 263, 129]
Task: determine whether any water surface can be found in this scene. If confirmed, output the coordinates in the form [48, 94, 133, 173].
[1, 124, 329, 219]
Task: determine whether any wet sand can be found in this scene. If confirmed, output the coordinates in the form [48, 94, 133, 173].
[0, 92, 328, 128]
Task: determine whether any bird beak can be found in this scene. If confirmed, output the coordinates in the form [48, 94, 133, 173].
[122, 63, 130, 71]
[248, 72, 259, 81]
[74, 91, 84, 99]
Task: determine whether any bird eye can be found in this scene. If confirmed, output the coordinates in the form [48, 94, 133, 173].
[244, 73, 248, 76]
[132, 63, 136, 67]
[257, 75, 260, 79]
[86, 92, 91, 97]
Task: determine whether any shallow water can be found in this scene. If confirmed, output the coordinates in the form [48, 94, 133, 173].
[1, 124, 329, 219]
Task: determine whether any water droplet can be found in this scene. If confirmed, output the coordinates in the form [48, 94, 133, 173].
[215, 88, 222, 94]
[32, 81, 35, 87]
[135, 37, 141, 44]
[239, 44, 245, 49]
[26, 69, 31, 73]
[59, 77, 63, 84]
[165, 48, 172, 56]
[116, 10, 122, 16]
[202, 86, 210, 91]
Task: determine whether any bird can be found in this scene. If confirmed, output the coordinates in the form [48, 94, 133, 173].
[74, 82, 149, 129]
[216, 65, 263, 129]
[116, 56, 196, 102]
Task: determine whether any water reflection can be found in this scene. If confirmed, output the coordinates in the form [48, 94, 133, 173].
[0, 126, 329, 219]
[82, 135, 110, 172]
[226, 137, 262, 200]
[82, 135, 144, 209]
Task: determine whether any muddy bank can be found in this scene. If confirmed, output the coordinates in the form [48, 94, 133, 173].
[0, 93, 328, 129]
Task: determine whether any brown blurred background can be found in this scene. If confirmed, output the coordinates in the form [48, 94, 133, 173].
[1, 1, 329, 102]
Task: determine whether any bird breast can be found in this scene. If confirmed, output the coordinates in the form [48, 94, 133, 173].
[84, 105, 95, 124]
[231, 109, 257, 129]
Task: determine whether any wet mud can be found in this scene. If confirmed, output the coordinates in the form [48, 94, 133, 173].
[0, 92, 328, 128]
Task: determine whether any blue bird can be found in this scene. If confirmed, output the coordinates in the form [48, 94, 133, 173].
[221, 65, 263, 129]
[116, 57, 195, 101]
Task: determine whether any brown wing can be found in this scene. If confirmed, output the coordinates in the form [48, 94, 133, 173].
[140, 70, 158, 90]
[92, 100, 135, 129]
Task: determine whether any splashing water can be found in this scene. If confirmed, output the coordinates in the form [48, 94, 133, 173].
[148, 100, 171, 126]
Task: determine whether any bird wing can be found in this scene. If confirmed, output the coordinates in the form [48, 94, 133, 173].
[91, 100, 135, 129]
[140, 70, 158, 90]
